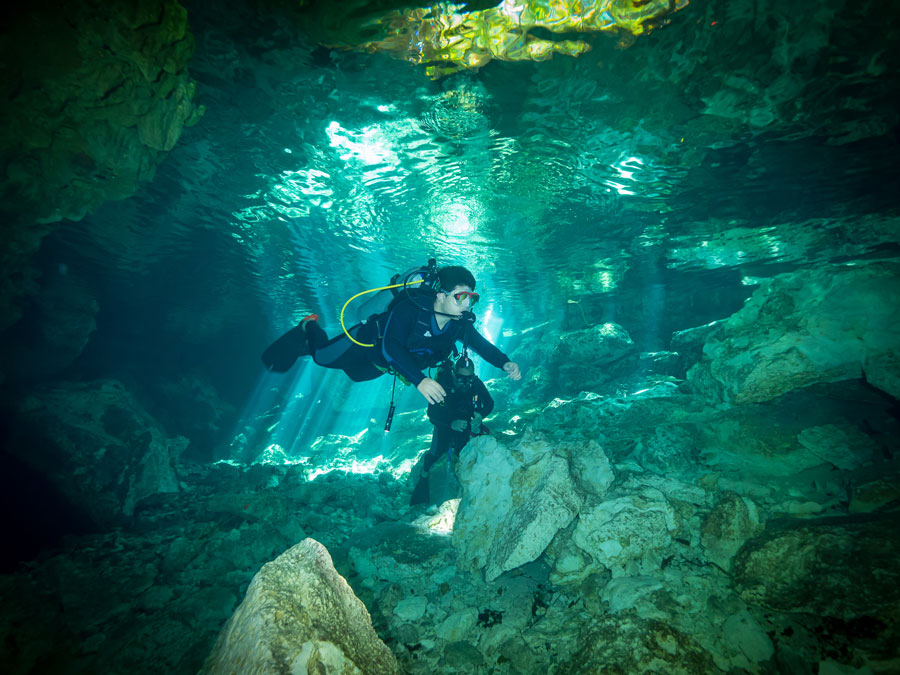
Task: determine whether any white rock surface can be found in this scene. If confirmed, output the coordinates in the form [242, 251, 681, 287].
[436, 608, 478, 642]
[394, 596, 428, 622]
[453, 433, 582, 580]
[201, 538, 400, 675]
[572, 491, 677, 576]
[571, 440, 615, 496]
[688, 262, 900, 403]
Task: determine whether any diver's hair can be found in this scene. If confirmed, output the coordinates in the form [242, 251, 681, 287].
[438, 265, 476, 292]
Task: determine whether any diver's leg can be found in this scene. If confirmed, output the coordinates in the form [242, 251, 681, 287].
[261, 314, 319, 372]
[410, 430, 445, 505]
[410, 429, 450, 506]
[451, 430, 470, 457]
[310, 326, 383, 382]
[304, 319, 330, 352]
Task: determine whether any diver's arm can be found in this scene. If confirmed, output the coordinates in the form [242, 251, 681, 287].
[464, 325, 511, 371]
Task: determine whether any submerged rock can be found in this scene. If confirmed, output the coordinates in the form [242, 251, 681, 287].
[1, 0, 201, 225]
[688, 262, 900, 404]
[849, 478, 900, 515]
[453, 433, 582, 581]
[557, 614, 718, 674]
[0, 270, 98, 384]
[700, 492, 764, 571]
[512, 322, 639, 400]
[201, 538, 400, 675]
[733, 515, 900, 622]
[13, 379, 185, 522]
[572, 490, 678, 577]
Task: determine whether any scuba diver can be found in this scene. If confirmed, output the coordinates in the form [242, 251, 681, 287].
[409, 356, 493, 506]
[261, 262, 521, 408]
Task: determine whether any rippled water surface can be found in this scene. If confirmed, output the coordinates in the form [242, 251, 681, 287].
[52, 0, 900, 350]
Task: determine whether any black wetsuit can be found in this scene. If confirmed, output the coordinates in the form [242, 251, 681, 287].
[410, 367, 494, 505]
[305, 295, 510, 384]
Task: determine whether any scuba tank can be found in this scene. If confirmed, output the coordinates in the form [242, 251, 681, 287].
[352, 260, 440, 325]
[339, 259, 441, 348]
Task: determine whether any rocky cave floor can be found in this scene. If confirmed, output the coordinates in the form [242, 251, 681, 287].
[1, 373, 899, 674]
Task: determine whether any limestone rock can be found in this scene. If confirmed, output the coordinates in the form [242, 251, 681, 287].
[571, 439, 615, 497]
[201, 538, 400, 675]
[687, 262, 900, 403]
[13, 379, 184, 523]
[849, 478, 900, 514]
[0, 0, 201, 225]
[700, 492, 763, 571]
[436, 608, 478, 642]
[630, 424, 697, 476]
[733, 515, 900, 621]
[557, 614, 717, 675]
[723, 610, 774, 667]
[451, 436, 519, 571]
[484, 453, 582, 581]
[862, 351, 900, 402]
[347, 521, 454, 587]
[443, 640, 485, 669]
[552, 322, 639, 392]
[511, 323, 639, 399]
[394, 596, 428, 622]
[547, 528, 595, 586]
[670, 321, 725, 373]
[796, 424, 876, 471]
[602, 576, 665, 614]
[698, 406, 857, 479]
[572, 490, 678, 576]
[1, 270, 98, 383]
[452, 434, 582, 581]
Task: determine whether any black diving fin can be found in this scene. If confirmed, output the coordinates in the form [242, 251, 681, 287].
[261, 323, 309, 372]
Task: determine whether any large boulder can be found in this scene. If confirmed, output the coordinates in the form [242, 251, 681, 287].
[13, 379, 185, 523]
[688, 262, 900, 403]
[511, 323, 640, 399]
[452, 433, 582, 581]
[571, 489, 679, 578]
[201, 538, 400, 675]
[552, 322, 639, 392]
[733, 515, 900, 622]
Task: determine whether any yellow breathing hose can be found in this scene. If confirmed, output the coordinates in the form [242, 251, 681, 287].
[340, 278, 425, 347]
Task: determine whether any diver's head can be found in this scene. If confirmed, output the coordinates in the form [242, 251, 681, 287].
[455, 357, 474, 377]
[435, 266, 479, 317]
[438, 266, 476, 293]
[455, 357, 475, 388]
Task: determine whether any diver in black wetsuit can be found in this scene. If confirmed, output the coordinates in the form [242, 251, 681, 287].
[409, 356, 493, 506]
[262, 265, 521, 404]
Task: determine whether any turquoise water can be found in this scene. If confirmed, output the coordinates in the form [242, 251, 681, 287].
[3, 1, 900, 672]
[37, 0, 898, 462]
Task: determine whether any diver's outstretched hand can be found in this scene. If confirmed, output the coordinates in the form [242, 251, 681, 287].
[503, 361, 522, 381]
[417, 377, 447, 404]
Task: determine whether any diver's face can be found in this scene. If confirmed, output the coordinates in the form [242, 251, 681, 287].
[456, 368, 475, 388]
[437, 284, 474, 317]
